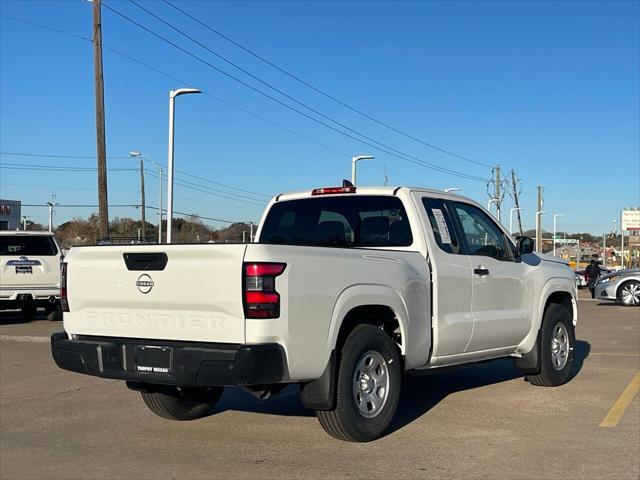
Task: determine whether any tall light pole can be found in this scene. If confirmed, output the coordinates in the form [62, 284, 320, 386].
[509, 207, 523, 235]
[535, 210, 547, 252]
[351, 155, 374, 185]
[130, 151, 163, 243]
[166, 88, 201, 243]
[553, 213, 565, 257]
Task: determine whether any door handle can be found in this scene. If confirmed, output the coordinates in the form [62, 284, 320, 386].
[474, 267, 490, 276]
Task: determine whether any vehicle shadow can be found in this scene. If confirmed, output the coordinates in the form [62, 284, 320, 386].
[0, 310, 50, 325]
[211, 340, 592, 429]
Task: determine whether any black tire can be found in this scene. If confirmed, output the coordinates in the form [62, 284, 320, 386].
[526, 304, 575, 387]
[316, 324, 402, 442]
[141, 386, 223, 421]
[20, 302, 36, 321]
[617, 280, 640, 307]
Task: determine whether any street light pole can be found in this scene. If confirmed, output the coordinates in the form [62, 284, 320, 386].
[351, 155, 374, 185]
[553, 213, 564, 257]
[509, 207, 523, 235]
[166, 88, 201, 244]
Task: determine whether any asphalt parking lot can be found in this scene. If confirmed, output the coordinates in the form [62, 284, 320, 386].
[1, 290, 638, 480]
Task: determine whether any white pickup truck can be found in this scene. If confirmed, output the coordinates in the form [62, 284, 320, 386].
[52, 185, 577, 442]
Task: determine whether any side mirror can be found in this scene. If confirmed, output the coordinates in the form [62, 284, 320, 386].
[515, 236, 535, 256]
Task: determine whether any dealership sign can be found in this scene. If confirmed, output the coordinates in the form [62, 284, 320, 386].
[0, 205, 11, 215]
[621, 210, 640, 231]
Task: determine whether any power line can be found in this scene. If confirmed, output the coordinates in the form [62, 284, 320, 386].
[0, 15, 349, 164]
[161, 0, 493, 169]
[125, 0, 488, 181]
[102, 2, 487, 182]
[0, 162, 136, 172]
[0, 150, 130, 160]
[145, 205, 239, 225]
[2, 11, 487, 183]
[2, 14, 484, 185]
[145, 170, 265, 207]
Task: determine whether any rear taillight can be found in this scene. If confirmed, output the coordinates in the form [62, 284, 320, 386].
[60, 262, 69, 312]
[243, 262, 286, 318]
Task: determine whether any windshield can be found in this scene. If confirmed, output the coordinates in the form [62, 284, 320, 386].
[0, 235, 58, 256]
[260, 196, 413, 247]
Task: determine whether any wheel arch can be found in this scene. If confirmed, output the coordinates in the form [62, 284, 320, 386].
[301, 285, 409, 412]
[518, 277, 576, 356]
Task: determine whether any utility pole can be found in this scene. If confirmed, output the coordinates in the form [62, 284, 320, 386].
[93, 0, 109, 240]
[510, 169, 524, 236]
[536, 186, 543, 252]
[494, 165, 502, 222]
[139, 159, 146, 242]
[603, 233, 606, 268]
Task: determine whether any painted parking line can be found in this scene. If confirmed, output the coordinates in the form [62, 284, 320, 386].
[0, 335, 50, 343]
[600, 372, 640, 428]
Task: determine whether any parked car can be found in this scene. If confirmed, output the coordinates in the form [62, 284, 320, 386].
[0, 231, 62, 320]
[51, 185, 577, 442]
[594, 269, 640, 306]
[575, 270, 587, 289]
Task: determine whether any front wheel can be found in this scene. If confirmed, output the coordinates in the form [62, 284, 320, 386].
[617, 281, 640, 307]
[316, 324, 402, 442]
[141, 386, 223, 421]
[525, 304, 575, 387]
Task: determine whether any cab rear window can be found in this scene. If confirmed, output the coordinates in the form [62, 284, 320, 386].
[260, 196, 413, 247]
[0, 236, 58, 256]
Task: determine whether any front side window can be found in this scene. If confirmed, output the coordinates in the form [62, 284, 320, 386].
[0, 235, 58, 256]
[260, 196, 413, 247]
[451, 202, 511, 260]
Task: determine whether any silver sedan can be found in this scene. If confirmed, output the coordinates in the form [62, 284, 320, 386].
[594, 269, 640, 306]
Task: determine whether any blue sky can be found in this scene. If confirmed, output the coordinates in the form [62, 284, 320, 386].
[0, 0, 638, 234]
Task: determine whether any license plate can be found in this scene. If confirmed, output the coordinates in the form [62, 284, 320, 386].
[15, 266, 32, 274]
[135, 346, 172, 374]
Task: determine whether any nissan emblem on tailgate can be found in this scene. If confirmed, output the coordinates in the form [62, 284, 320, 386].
[136, 274, 154, 294]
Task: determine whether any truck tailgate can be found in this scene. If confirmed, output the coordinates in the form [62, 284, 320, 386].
[63, 245, 247, 343]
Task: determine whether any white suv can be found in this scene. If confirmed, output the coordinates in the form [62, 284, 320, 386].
[0, 231, 62, 320]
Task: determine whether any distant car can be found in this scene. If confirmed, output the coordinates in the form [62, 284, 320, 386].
[594, 269, 640, 306]
[576, 267, 612, 289]
[0, 231, 62, 320]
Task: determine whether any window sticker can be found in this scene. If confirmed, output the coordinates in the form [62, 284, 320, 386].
[432, 208, 452, 244]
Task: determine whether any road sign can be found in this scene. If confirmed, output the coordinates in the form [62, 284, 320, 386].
[621, 210, 640, 231]
[628, 235, 640, 246]
[554, 238, 578, 244]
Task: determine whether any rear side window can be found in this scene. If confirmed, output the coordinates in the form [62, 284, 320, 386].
[422, 197, 460, 254]
[0, 235, 58, 256]
[260, 196, 413, 247]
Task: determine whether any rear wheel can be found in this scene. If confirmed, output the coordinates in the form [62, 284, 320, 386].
[141, 386, 223, 421]
[617, 281, 640, 307]
[525, 304, 575, 387]
[316, 324, 401, 442]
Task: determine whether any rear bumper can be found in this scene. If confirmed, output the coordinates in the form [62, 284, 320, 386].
[0, 288, 60, 302]
[51, 332, 286, 387]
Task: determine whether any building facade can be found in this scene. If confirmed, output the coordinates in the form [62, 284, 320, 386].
[0, 199, 21, 230]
